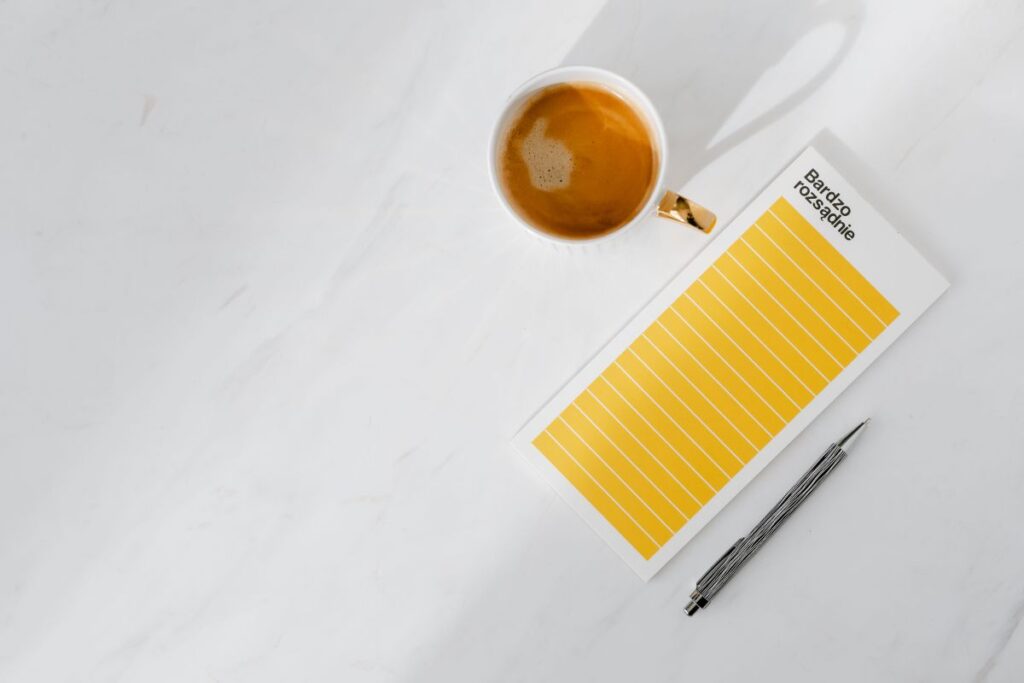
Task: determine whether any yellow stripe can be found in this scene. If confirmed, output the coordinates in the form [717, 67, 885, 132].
[749, 221, 872, 352]
[676, 293, 801, 420]
[757, 211, 886, 338]
[589, 375, 717, 504]
[560, 403, 687, 531]
[632, 333, 766, 456]
[720, 245, 844, 380]
[533, 430, 660, 559]
[619, 345, 749, 472]
[657, 303, 787, 433]
[604, 362, 731, 490]
[736, 235, 857, 367]
[639, 325, 773, 449]
[547, 417, 673, 544]
[688, 275, 816, 407]
[532, 194, 901, 561]
[575, 389, 701, 519]
[771, 197, 900, 324]
[702, 264, 827, 396]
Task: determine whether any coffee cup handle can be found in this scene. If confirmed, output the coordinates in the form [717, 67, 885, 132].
[656, 190, 716, 234]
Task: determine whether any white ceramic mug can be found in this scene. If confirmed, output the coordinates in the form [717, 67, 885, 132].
[488, 65, 716, 244]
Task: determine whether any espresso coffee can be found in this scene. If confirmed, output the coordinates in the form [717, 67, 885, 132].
[497, 82, 658, 240]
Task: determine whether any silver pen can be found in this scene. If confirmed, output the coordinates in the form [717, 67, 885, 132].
[685, 419, 870, 616]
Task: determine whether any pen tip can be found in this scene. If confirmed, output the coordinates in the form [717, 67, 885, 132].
[837, 419, 869, 451]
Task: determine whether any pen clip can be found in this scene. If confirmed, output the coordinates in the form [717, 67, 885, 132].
[697, 536, 745, 585]
[688, 537, 745, 615]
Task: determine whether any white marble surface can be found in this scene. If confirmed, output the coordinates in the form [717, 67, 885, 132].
[2, 0, 1024, 680]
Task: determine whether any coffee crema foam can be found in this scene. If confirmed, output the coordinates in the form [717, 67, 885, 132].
[520, 119, 573, 191]
[497, 82, 657, 240]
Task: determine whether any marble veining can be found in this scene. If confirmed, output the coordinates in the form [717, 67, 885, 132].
[2, 0, 1024, 681]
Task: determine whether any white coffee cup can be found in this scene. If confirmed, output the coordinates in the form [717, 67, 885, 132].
[488, 65, 716, 244]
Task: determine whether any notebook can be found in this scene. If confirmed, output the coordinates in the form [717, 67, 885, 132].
[513, 147, 948, 580]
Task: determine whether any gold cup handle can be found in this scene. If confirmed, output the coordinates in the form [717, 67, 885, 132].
[657, 191, 716, 234]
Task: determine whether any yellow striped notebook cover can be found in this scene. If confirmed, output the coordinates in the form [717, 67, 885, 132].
[514, 148, 948, 580]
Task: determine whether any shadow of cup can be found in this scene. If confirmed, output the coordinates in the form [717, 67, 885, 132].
[562, 0, 864, 194]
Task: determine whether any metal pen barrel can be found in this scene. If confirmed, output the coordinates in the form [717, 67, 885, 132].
[686, 419, 868, 616]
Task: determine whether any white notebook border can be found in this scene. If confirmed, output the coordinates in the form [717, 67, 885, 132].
[513, 146, 949, 581]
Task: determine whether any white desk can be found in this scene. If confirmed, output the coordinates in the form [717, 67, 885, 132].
[2, 1, 1023, 680]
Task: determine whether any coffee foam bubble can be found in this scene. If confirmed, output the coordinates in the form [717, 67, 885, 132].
[520, 118, 573, 191]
